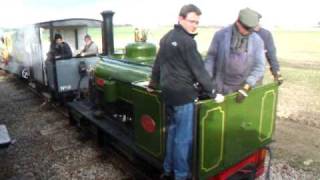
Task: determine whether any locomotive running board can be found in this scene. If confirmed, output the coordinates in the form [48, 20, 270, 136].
[67, 100, 163, 171]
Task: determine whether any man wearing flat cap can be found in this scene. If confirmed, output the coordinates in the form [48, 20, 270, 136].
[205, 8, 265, 103]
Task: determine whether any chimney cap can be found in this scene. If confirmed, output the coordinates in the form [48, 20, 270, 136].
[101, 11, 115, 16]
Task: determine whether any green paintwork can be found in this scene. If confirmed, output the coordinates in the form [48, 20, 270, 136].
[110, 52, 125, 59]
[94, 55, 164, 159]
[94, 56, 153, 103]
[197, 83, 278, 179]
[95, 78, 165, 159]
[103, 80, 117, 102]
[117, 81, 134, 103]
[95, 58, 151, 83]
[132, 86, 164, 159]
[93, 53, 278, 178]
[198, 104, 226, 175]
[95, 80, 133, 104]
[125, 42, 156, 64]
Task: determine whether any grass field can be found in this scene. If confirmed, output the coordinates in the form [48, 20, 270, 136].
[273, 30, 320, 65]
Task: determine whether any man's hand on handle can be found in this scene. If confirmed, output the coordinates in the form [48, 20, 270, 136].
[212, 89, 225, 103]
[236, 84, 251, 103]
[273, 71, 284, 86]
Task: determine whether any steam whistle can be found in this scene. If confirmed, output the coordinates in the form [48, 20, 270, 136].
[134, 28, 147, 42]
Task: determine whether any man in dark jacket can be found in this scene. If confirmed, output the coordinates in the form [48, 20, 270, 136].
[254, 14, 283, 85]
[49, 33, 72, 60]
[148, 4, 223, 180]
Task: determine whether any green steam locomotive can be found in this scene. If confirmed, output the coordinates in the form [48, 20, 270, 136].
[68, 11, 278, 180]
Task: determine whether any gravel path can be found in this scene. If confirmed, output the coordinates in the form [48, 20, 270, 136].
[0, 73, 130, 180]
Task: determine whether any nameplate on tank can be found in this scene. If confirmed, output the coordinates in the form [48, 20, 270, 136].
[59, 85, 72, 92]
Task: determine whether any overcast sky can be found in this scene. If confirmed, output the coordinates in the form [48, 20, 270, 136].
[0, 0, 319, 28]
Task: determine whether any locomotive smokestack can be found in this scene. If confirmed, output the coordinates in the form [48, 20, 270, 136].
[101, 11, 115, 56]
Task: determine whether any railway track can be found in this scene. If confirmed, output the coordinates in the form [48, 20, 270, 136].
[0, 72, 153, 180]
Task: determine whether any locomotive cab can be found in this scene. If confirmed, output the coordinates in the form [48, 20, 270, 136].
[37, 19, 102, 101]
[0, 19, 103, 102]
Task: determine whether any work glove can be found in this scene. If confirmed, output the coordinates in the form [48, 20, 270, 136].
[212, 90, 225, 103]
[273, 71, 284, 86]
[235, 84, 251, 103]
[146, 80, 156, 93]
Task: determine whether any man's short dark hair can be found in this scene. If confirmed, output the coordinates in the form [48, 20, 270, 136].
[179, 4, 202, 18]
[54, 33, 62, 40]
